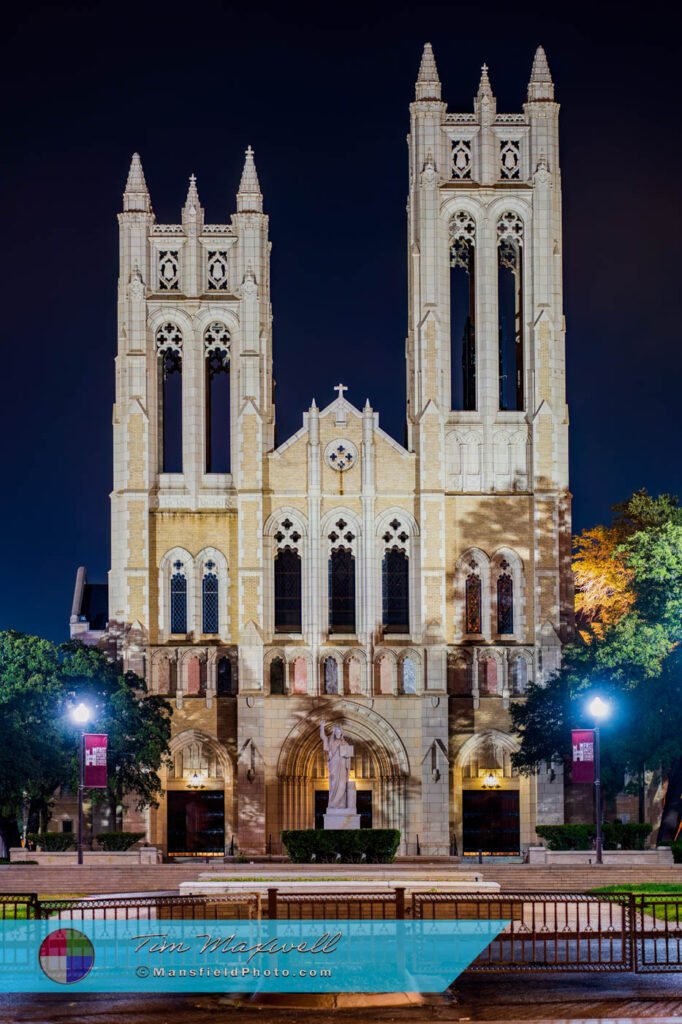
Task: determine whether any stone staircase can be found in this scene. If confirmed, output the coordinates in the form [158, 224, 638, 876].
[2, 861, 681, 896]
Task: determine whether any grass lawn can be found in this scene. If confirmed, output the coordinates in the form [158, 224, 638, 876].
[1, 894, 86, 920]
[590, 884, 682, 922]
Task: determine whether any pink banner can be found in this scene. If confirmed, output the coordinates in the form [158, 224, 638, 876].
[571, 729, 595, 784]
[84, 733, 108, 788]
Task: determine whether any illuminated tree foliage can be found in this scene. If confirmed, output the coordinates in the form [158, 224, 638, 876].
[0, 632, 172, 850]
[512, 491, 682, 838]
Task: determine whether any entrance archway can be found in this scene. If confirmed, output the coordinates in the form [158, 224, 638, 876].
[454, 730, 528, 857]
[275, 702, 410, 844]
[153, 729, 234, 857]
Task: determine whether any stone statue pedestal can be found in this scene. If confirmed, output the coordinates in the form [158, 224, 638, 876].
[323, 781, 360, 830]
[323, 809, 361, 830]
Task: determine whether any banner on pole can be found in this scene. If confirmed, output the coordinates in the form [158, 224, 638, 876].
[571, 729, 595, 783]
[84, 734, 108, 788]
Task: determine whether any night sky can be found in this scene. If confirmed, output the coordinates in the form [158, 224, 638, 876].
[2, 1, 679, 641]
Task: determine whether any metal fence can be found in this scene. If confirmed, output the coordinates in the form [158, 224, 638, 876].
[2, 889, 681, 974]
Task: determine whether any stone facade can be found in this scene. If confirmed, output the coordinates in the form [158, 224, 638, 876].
[73, 44, 571, 857]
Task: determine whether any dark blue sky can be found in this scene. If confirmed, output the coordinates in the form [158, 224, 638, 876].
[1, 1, 679, 641]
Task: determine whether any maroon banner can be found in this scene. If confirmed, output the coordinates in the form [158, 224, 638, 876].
[571, 729, 595, 784]
[84, 733, 108, 788]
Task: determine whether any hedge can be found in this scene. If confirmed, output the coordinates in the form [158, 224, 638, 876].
[96, 831, 146, 851]
[27, 832, 77, 852]
[670, 841, 682, 864]
[536, 823, 652, 851]
[281, 829, 401, 863]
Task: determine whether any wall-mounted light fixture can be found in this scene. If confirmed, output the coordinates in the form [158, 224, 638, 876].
[187, 772, 205, 790]
[481, 772, 501, 790]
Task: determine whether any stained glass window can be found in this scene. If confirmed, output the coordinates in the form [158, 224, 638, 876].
[402, 656, 417, 694]
[382, 549, 409, 633]
[274, 547, 302, 632]
[510, 657, 527, 695]
[270, 657, 285, 695]
[217, 656, 233, 696]
[170, 571, 187, 633]
[202, 572, 219, 634]
[328, 548, 355, 633]
[497, 573, 514, 634]
[324, 657, 338, 695]
[465, 573, 482, 634]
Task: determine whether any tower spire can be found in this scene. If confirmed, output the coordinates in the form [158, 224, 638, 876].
[474, 63, 496, 123]
[237, 145, 263, 212]
[477, 63, 494, 101]
[527, 45, 554, 101]
[182, 173, 203, 230]
[123, 153, 152, 213]
[415, 42, 441, 100]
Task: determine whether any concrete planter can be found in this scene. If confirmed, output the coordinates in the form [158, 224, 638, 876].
[527, 846, 674, 866]
[9, 847, 161, 865]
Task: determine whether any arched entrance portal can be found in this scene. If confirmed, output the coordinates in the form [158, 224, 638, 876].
[275, 703, 410, 845]
[152, 730, 234, 857]
[454, 730, 529, 857]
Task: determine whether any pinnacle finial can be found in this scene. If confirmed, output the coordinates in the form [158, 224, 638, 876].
[528, 45, 554, 101]
[237, 145, 263, 212]
[415, 42, 441, 100]
[182, 173, 202, 226]
[123, 153, 152, 212]
[477, 63, 494, 98]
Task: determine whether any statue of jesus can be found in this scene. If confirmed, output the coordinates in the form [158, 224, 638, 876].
[319, 720, 354, 810]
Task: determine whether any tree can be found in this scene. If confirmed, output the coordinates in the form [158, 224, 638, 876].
[59, 642, 174, 828]
[512, 491, 682, 838]
[0, 631, 172, 849]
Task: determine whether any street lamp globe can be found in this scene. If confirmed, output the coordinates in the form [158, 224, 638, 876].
[71, 702, 91, 726]
[588, 695, 610, 720]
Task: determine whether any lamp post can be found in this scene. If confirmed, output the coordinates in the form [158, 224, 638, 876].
[70, 702, 91, 865]
[588, 696, 610, 865]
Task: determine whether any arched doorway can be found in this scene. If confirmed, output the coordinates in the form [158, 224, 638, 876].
[275, 704, 410, 846]
[454, 731, 529, 857]
[154, 730, 233, 857]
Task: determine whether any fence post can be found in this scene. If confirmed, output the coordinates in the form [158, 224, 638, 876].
[267, 887, 278, 920]
[394, 887, 405, 920]
[629, 892, 638, 972]
[32, 894, 41, 920]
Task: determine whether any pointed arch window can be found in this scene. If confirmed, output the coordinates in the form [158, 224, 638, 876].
[323, 657, 339, 695]
[170, 561, 187, 634]
[510, 656, 527, 696]
[465, 570, 482, 634]
[328, 547, 355, 633]
[204, 323, 231, 473]
[217, 656, 234, 696]
[202, 563, 219, 635]
[497, 565, 514, 635]
[270, 657, 285, 695]
[274, 546, 302, 633]
[156, 323, 183, 473]
[497, 213, 524, 411]
[449, 212, 476, 411]
[382, 548, 409, 633]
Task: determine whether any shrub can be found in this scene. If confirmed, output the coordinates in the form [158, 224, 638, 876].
[95, 831, 146, 851]
[670, 841, 682, 864]
[602, 822, 652, 850]
[536, 823, 653, 851]
[27, 832, 76, 852]
[281, 829, 400, 864]
[536, 824, 594, 850]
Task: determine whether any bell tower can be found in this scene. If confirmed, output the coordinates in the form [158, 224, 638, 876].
[110, 147, 274, 639]
[407, 42, 571, 666]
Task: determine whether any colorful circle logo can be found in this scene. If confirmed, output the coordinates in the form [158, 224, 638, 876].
[38, 927, 95, 984]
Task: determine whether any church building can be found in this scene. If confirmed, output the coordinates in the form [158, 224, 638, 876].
[70, 43, 572, 857]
